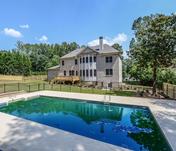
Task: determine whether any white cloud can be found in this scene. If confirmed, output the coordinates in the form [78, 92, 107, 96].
[88, 33, 127, 46]
[3, 28, 22, 38]
[38, 35, 48, 43]
[19, 24, 29, 29]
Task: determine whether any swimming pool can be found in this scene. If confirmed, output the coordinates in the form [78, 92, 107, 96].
[0, 96, 172, 151]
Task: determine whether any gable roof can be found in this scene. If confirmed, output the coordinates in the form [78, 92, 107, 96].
[48, 65, 60, 70]
[61, 47, 85, 59]
[61, 44, 120, 59]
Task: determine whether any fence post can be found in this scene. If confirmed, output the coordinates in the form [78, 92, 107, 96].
[18, 83, 20, 91]
[166, 84, 169, 96]
[38, 83, 40, 91]
[3, 84, 6, 93]
[29, 84, 31, 92]
[43, 83, 45, 90]
[173, 86, 175, 99]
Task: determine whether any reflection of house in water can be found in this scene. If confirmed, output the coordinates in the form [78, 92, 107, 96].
[47, 99, 124, 123]
[2, 97, 123, 124]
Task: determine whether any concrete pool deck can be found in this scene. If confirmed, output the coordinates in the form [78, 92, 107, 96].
[0, 91, 176, 151]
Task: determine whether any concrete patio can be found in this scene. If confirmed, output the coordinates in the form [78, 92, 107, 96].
[0, 91, 176, 151]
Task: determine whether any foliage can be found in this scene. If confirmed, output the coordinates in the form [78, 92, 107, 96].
[129, 14, 176, 93]
[0, 51, 31, 76]
[112, 43, 123, 53]
[129, 110, 171, 151]
[16, 41, 79, 73]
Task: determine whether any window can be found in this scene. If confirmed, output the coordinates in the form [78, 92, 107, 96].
[76, 71, 78, 76]
[80, 58, 82, 64]
[64, 71, 66, 76]
[105, 56, 113, 63]
[90, 56, 92, 63]
[62, 60, 64, 66]
[90, 69, 92, 77]
[69, 70, 72, 76]
[94, 69, 97, 76]
[94, 56, 96, 62]
[86, 57, 88, 63]
[80, 70, 82, 76]
[106, 69, 113, 76]
[83, 70, 85, 77]
[86, 69, 89, 77]
[83, 57, 85, 63]
[75, 59, 77, 65]
[72, 70, 74, 76]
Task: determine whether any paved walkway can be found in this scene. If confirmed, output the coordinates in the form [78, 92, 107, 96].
[0, 91, 176, 151]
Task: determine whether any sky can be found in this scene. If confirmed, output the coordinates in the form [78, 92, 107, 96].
[0, 0, 175, 55]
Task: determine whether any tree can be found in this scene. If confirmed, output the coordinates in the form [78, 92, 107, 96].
[112, 43, 123, 53]
[129, 14, 176, 94]
[112, 43, 123, 59]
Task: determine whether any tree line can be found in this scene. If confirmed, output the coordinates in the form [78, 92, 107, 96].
[0, 42, 79, 76]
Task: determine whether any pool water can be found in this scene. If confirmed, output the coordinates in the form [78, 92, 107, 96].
[0, 96, 171, 151]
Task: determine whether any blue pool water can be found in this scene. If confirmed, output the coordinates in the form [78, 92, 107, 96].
[0, 96, 172, 151]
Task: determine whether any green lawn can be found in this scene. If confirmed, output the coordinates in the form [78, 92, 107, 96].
[0, 82, 137, 97]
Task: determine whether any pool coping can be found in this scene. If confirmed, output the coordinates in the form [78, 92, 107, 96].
[0, 90, 176, 151]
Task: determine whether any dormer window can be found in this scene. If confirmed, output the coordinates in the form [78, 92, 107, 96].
[62, 60, 64, 66]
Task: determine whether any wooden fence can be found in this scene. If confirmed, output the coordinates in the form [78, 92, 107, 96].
[0, 75, 47, 82]
[163, 83, 176, 99]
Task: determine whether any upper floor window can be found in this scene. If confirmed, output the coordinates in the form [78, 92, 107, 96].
[106, 56, 113, 63]
[94, 56, 96, 62]
[106, 69, 113, 76]
[80, 70, 82, 76]
[75, 59, 77, 65]
[80, 58, 82, 64]
[83, 57, 85, 63]
[64, 71, 66, 76]
[86, 57, 88, 63]
[90, 56, 92, 63]
[62, 60, 64, 66]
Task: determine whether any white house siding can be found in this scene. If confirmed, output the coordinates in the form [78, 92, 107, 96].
[59, 58, 79, 76]
[78, 48, 97, 82]
[47, 69, 59, 81]
[96, 54, 122, 87]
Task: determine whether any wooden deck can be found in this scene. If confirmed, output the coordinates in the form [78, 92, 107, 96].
[51, 76, 80, 84]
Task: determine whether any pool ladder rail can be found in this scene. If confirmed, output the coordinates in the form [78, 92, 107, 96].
[103, 94, 111, 104]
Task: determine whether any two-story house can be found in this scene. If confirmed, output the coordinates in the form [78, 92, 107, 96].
[48, 37, 122, 88]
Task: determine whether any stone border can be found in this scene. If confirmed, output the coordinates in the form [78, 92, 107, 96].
[0, 91, 176, 151]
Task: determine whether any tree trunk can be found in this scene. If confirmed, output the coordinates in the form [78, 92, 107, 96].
[152, 66, 157, 95]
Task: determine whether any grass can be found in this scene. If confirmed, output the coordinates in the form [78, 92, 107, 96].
[0, 82, 137, 97]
